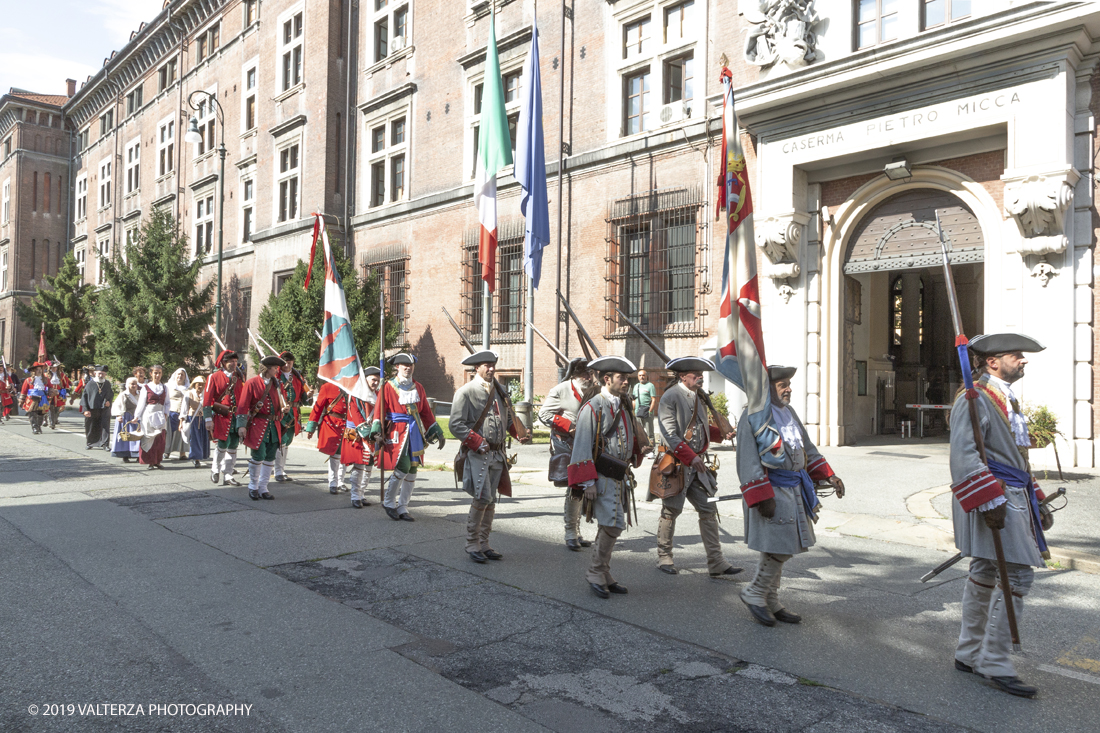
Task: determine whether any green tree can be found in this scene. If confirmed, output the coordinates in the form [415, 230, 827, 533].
[91, 209, 214, 377]
[16, 251, 97, 367]
[256, 241, 397, 381]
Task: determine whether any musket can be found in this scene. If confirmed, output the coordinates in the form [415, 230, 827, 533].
[315, 329, 323, 340]
[526, 320, 567, 365]
[615, 306, 736, 438]
[207, 324, 228, 352]
[937, 210, 1021, 651]
[376, 271, 387, 503]
[558, 293, 602, 357]
[256, 332, 281, 358]
[247, 329, 271, 358]
[441, 307, 477, 354]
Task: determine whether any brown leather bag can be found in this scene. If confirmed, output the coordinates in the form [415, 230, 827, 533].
[648, 446, 685, 498]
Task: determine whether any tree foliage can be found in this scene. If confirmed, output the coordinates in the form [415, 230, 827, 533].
[91, 209, 215, 377]
[256, 241, 398, 382]
[16, 251, 97, 367]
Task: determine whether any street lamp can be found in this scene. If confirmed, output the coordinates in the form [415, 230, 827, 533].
[184, 90, 227, 337]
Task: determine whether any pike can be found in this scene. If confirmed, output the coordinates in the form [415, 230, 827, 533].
[526, 320, 568, 364]
[615, 306, 736, 438]
[558, 293, 601, 357]
[937, 210, 1021, 651]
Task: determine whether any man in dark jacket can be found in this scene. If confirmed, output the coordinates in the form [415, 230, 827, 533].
[80, 366, 114, 449]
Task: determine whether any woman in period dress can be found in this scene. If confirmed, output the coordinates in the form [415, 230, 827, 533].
[166, 367, 191, 460]
[111, 378, 141, 462]
[184, 375, 210, 467]
[134, 365, 168, 469]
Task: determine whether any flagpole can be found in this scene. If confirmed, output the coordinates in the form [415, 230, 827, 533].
[524, 279, 534, 405]
[553, 0, 568, 378]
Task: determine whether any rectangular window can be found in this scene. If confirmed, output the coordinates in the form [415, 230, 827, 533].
[1, 137, 8, 157]
[241, 178, 254, 242]
[78, 129, 89, 152]
[245, 67, 257, 130]
[33, 172, 38, 212]
[76, 176, 88, 219]
[624, 69, 651, 135]
[922, 0, 971, 28]
[664, 53, 693, 104]
[461, 224, 527, 342]
[367, 112, 408, 207]
[366, 249, 411, 347]
[196, 23, 220, 65]
[606, 188, 704, 337]
[277, 143, 300, 222]
[99, 159, 112, 206]
[857, 0, 899, 49]
[373, 2, 408, 62]
[374, 17, 389, 62]
[125, 139, 140, 194]
[390, 155, 405, 202]
[1, 250, 7, 291]
[44, 173, 51, 213]
[245, 0, 257, 26]
[99, 110, 114, 138]
[194, 97, 217, 156]
[1, 180, 8, 223]
[97, 238, 110, 285]
[195, 193, 215, 254]
[663, 0, 694, 44]
[158, 119, 175, 176]
[74, 248, 85, 281]
[623, 15, 651, 59]
[281, 11, 304, 91]
[158, 59, 177, 92]
[125, 85, 143, 116]
[371, 161, 385, 207]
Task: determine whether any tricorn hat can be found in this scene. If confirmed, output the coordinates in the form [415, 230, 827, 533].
[767, 365, 798, 381]
[363, 366, 381, 377]
[665, 356, 716, 372]
[461, 350, 498, 367]
[588, 355, 637, 374]
[391, 353, 417, 366]
[279, 350, 295, 362]
[94, 365, 108, 372]
[968, 333, 1046, 356]
[215, 350, 238, 368]
[564, 357, 590, 380]
[260, 355, 287, 368]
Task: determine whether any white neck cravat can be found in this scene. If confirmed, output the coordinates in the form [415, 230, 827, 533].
[987, 375, 1029, 447]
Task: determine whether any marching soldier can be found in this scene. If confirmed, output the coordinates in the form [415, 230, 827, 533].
[341, 366, 381, 509]
[274, 351, 311, 483]
[538, 357, 598, 551]
[203, 350, 245, 485]
[236, 355, 286, 500]
[449, 350, 527, 562]
[306, 380, 350, 494]
[737, 365, 844, 627]
[20, 362, 52, 434]
[568, 356, 645, 598]
[653, 357, 740, 578]
[949, 334, 1051, 698]
[370, 353, 445, 521]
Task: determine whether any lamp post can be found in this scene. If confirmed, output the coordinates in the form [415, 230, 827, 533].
[184, 91, 227, 337]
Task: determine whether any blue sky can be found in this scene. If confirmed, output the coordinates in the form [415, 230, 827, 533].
[0, 0, 162, 99]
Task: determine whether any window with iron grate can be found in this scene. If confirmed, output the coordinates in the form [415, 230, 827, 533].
[365, 245, 411, 348]
[460, 220, 527, 343]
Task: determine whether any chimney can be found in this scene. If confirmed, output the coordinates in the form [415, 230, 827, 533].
[66, 79, 76, 97]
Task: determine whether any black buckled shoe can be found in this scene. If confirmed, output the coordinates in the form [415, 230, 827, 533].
[248, 490, 259, 501]
[589, 582, 610, 599]
[274, 475, 287, 483]
[384, 506, 401, 521]
[210, 472, 220, 484]
[329, 486, 340, 494]
[988, 676, 1038, 698]
[351, 499, 363, 508]
[565, 539, 583, 552]
[224, 477, 241, 487]
[468, 550, 488, 564]
[607, 582, 628, 595]
[260, 492, 274, 500]
[398, 513, 415, 522]
[741, 598, 777, 627]
[483, 549, 503, 561]
[773, 608, 801, 624]
[954, 659, 975, 674]
[578, 538, 592, 547]
[710, 566, 744, 578]
[658, 565, 678, 575]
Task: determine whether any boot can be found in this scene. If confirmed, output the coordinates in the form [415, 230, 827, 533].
[349, 465, 362, 504]
[564, 493, 584, 545]
[466, 501, 488, 557]
[274, 444, 289, 480]
[258, 461, 275, 499]
[698, 513, 738, 576]
[740, 553, 783, 626]
[223, 450, 239, 485]
[397, 473, 416, 519]
[383, 470, 406, 519]
[765, 556, 799, 623]
[247, 460, 260, 500]
[976, 588, 1026, 679]
[211, 446, 225, 483]
[585, 525, 623, 588]
[328, 456, 342, 492]
[656, 507, 679, 573]
[956, 575, 995, 670]
[479, 503, 501, 559]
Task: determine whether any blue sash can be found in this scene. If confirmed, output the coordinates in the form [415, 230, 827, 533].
[987, 458, 1047, 554]
[767, 468, 820, 519]
[389, 412, 425, 460]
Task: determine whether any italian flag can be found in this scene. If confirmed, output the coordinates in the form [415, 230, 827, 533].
[474, 13, 513, 291]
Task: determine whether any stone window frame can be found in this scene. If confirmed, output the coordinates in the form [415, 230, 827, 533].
[1, 179, 9, 224]
[74, 245, 86, 282]
[124, 136, 141, 195]
[241, 58, 259, 134]
[239, 163, 257, 244]
[370, 0, 412, 65]
[274, 136, 302, 224]
[0, 244, 8, 291]
[96, 236, 111, 286]
[192, 84, 219, 159]
[855, 0, 900, 50]
[157, 115, 175, 178]
[278, 4, 306, 94]
[98, 157, 112, 209]
[75, 174, 88, 220]
[464, 62, 523, 181]
[364, 105, 410, 208]
[194, 185, 216, 258]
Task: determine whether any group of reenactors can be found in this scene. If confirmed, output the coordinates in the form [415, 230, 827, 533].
[10, 327, 1056, 699]
[0, 359, 72, 433]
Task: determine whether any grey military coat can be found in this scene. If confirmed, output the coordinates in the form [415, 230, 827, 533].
[450, 378, 512, 502]
[949, 379, 1045, 568]
[656, 382, 717, 491]
[569, 391, 640, 530]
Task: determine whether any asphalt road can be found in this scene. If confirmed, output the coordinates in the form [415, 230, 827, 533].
[2, 412, 1098, 732]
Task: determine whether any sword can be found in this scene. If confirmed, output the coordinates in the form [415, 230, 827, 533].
[937, 210, 1022, 651]
[920, 552, 965, 583]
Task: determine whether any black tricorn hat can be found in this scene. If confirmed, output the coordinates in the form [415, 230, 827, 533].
[968, 333, 1046, 355]
[261, 355, 287, 368]
[767, 365, 798, 381]
[364, 366, 381, 377]
[588, 355, 637, 374]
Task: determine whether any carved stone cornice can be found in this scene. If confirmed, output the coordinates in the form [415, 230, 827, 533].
[755, 211, 809, 283]
[1002, 167, 1080, 257]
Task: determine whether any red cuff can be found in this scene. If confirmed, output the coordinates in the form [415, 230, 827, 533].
[672, 441, 697, 465]
[952, 470, 1004, 513]
[463, 432, 485, 451]
[551, 415, 574, 434]
[708, 425, 723, 443]
[1034, 485, 1046, 503]
[567, 460, 596, 486]
[507, 422, 519, 439]
[742, 477, 775, 507]
[807, 456, 835, 482]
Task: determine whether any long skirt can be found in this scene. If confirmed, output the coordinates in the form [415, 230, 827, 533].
[186, 415, 211, 459]
[112, 413, 140, 458]
[166, 411, 185, 456]
[139, 406, 167, 466]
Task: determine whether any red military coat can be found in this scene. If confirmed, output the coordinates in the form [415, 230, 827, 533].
[279, 368, 310, 435]
[372, 380, 439, 472]
[236, 376, 283, 450]
[308, 381, 348, 456]
[340, 396, 376, 465]
[203, 369, 244, 441]
[0, 374, 13, 407]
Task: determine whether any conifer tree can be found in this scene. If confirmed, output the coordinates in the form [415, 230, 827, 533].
[91, 210, 214, 377]
[16, 251, 97, 367]
[256, 242, 398, 381]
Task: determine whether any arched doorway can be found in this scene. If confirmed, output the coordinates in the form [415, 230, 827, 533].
[840, 189, 984, 439]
